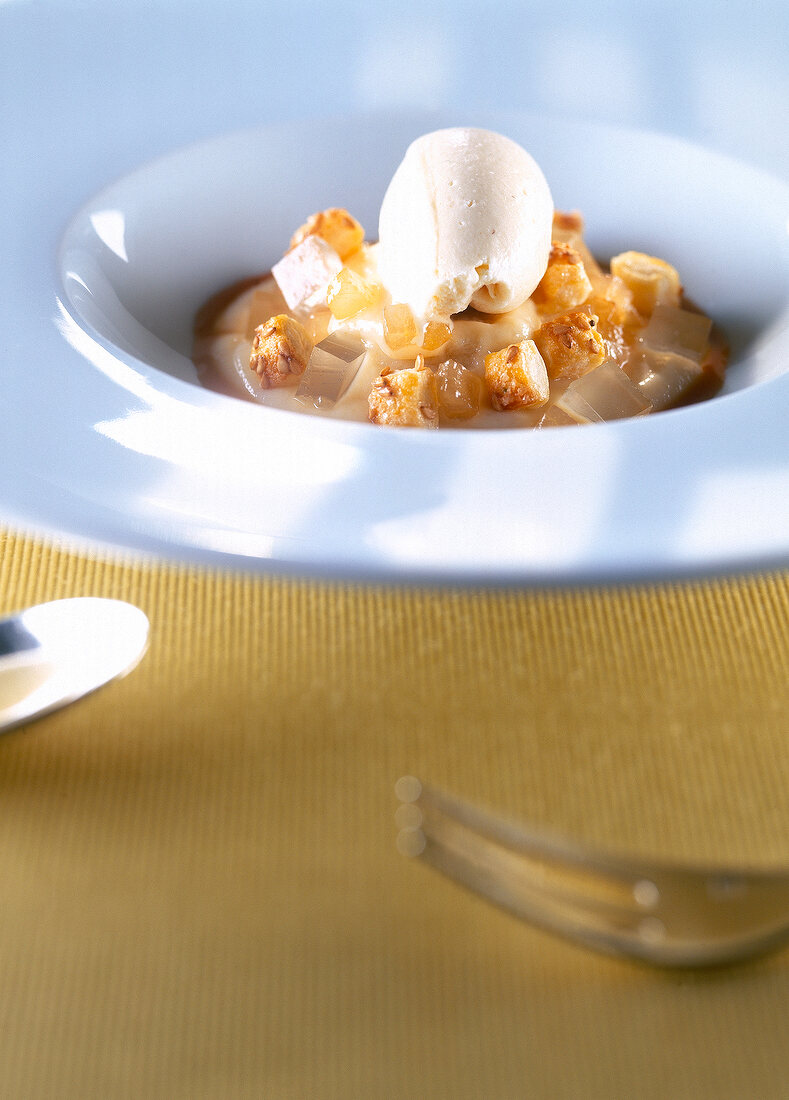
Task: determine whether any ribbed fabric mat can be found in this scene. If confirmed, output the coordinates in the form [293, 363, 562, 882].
[1, 528, 788, 1098]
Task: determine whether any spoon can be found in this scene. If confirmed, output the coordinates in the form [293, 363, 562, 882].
[0, 598, 149, 732]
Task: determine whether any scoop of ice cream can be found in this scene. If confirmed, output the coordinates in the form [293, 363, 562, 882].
[377, 128, 553, 322]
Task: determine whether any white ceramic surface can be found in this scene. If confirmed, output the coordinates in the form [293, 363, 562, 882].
[2, 1, 789, 585]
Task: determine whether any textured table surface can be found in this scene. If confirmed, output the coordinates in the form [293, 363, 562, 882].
[1, 529, 789, 1097]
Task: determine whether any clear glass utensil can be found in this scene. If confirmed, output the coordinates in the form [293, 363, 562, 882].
[395, 777, 789, 968]
[0, 598, 149, 731]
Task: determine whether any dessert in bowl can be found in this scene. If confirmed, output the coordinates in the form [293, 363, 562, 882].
[194, 128, 726, 430]
[52, 112, 789, 582]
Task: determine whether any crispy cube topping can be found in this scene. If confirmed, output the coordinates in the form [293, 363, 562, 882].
[532, 242, 593, 314]
[484, 340, 549, 411]
[550, 211, 602, 279]
[552, 210, 585, 236]
[368, 355, 439, 428]
[609, 251, 681, 316]
[249, 314, 313, 388]
[533, 309, 607, 382]
[289, 207, 365, 261]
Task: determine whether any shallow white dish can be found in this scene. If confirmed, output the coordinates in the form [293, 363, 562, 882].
[6, 111, 789, 584]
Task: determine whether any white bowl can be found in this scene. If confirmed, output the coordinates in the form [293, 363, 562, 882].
[15, 112, 789, 583]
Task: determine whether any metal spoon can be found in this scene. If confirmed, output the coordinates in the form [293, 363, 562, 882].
[0, 598, 149, 732]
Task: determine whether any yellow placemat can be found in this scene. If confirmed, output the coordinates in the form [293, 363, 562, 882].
[1, 527, 788, 1098]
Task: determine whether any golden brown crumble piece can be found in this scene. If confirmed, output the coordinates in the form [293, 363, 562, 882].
[533, 309, 607, 382]
[484, 340, 549, 411]
[249, 314, 313, 388]
[550, 210, 603, 281]
[368, 354, 439, 428]
[552, 210, 585, 235]
[289, 208, 365, 262]
[532, 242, 593, 314]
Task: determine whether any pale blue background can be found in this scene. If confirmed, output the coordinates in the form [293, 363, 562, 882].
[3, 0, 788, 197]
[1, 0, 788, 578]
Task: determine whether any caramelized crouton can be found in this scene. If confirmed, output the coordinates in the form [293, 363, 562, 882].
[549, 210, 603, 281]
[533, 309, 607, 382]
[552, 210, 585, 236]
[609, 251, 681, 316]
[532, 242, 593, 313]
[484, 340, 549, 411]
[249, 314, 313, 388]
[289, 208, 365, 261]
[368, 355, 439, 428]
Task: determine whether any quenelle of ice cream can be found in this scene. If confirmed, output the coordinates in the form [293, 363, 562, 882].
[377, 127, 554, 323]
